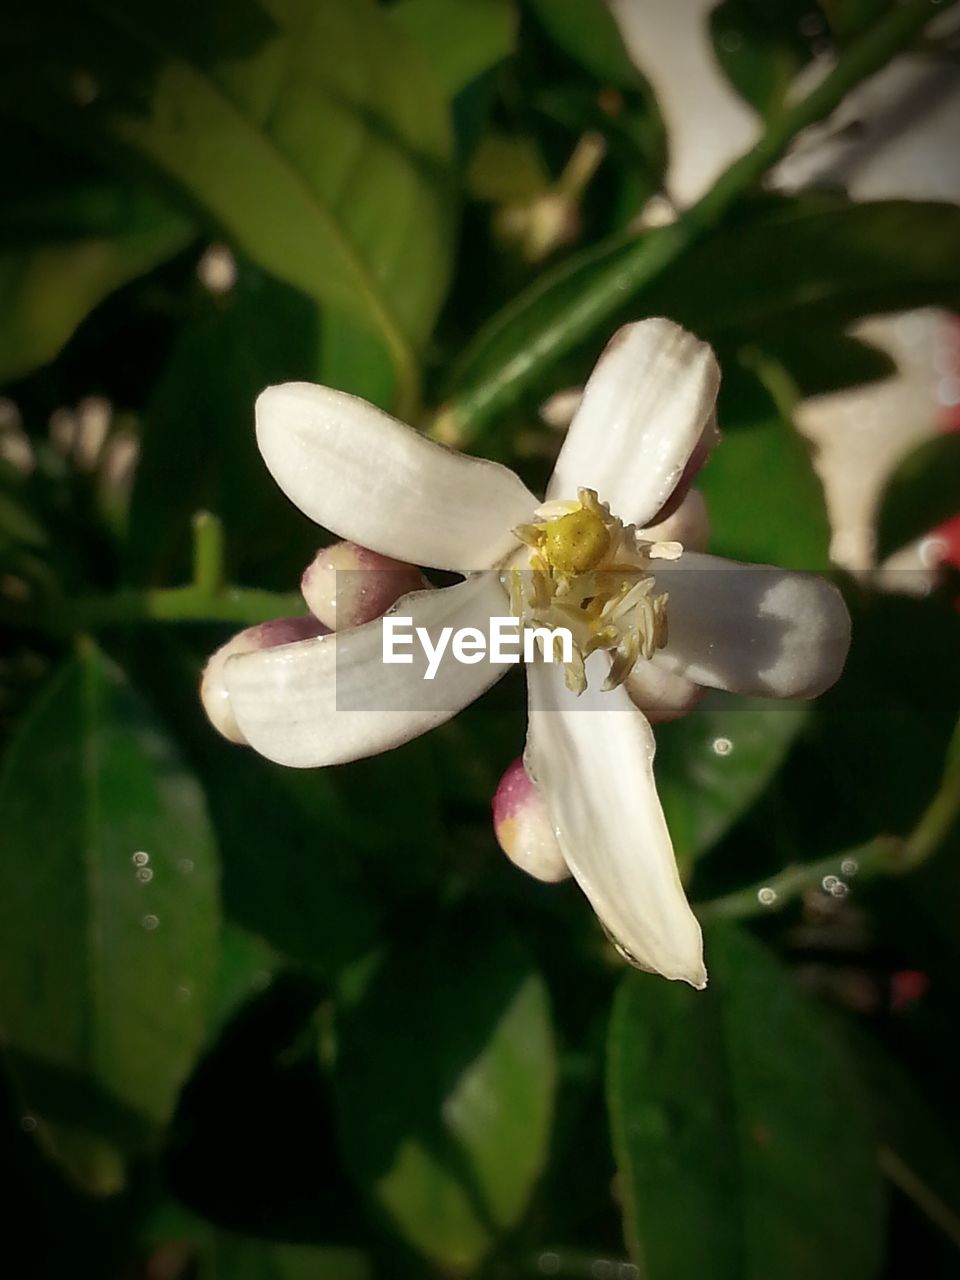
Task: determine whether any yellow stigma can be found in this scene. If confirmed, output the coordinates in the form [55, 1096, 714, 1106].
[543, 507, 610, 574]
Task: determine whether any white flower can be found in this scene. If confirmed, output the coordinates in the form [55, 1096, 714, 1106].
[209, 318, 850, 988]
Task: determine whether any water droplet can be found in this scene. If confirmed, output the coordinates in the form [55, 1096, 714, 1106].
[719, 30, 742, 52]
[132, 851, 149, 867]
[538, 1254, 561, 1277]
[19, 1115, 37, 1133]
[840, 857, 859, 878]
[830, 879, 849, 898]
[177, 858, 194, 876]
[712, 737, 733, 756]
[822, 874, 839, 892]
[758, 886, 778, 907]
[142, 914, 159, 931]
[136, 867, 153, 884]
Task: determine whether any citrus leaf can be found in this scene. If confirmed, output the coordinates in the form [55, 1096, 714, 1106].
[0, 644, 220, 1193]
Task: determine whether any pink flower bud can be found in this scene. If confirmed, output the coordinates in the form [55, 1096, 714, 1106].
[492, 759, 570, 883]
[201, 616, 328, 744]
[623, 662, 704, 724]
[300, 541, 428, 631]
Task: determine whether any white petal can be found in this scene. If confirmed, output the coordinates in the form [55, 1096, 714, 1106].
[257, 383, 537, 571]
[653, 552, 851, 698]
[609, 0, 760, 207]
[225, 574, 508, 768]
[525, 659, 705, 987]
[546, 320, 720, 528]
[774, 55, 960, 206]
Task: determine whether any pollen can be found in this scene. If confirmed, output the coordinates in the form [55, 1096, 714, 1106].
[508, 488, 679, 695]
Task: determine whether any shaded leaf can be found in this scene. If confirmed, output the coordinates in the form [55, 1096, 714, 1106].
[391, 0, 515, 99]
[197, 1239, 373, 1280]
[656, 694, 809, 872]
[0, 643, 220, 1193]
[2, 0, 454, 396]
[526, 0, 646, 90]
[447, 199, 960, 422]
[0, 183, 192, 385]
[876, 433, 960, 562]
[333, 908, 555, 1270]
[608, 924, 884, 1280]
[701, 373, 831, 570]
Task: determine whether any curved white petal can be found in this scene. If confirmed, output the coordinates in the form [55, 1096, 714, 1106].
[609, 0, 760, 207]
[225, 574, 508, 768]
[257, 383, 537, 571]
[546, 320, 721, 528]
[654, 552, 851, 698]
[525, 658, 705, 987]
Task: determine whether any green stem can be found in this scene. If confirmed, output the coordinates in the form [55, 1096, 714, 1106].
[190, 510, 226, 595]
[441, 0, 954, 443]
[698, 719, 960, 923]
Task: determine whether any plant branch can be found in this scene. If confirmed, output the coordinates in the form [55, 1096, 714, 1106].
[438, 0, 955, 444]
[698, 719, 960, 922]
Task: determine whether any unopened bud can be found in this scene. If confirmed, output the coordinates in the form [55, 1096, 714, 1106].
[624, 662, 703, 724]
[201, 616, 327, 744]
[492, 759, 569, 883]
[641, 488, 709, 552]
[301, 541, 427, 631]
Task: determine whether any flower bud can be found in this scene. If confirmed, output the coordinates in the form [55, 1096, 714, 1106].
[300, 541, 428, 631]
[641, 488, 709, 552]
[201, 616, 328, 744]
[623, 662, 703, 724]
[492, 759, 570, 883]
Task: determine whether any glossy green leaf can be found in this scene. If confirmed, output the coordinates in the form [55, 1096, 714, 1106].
[447, 199, 960, 423]
[700, 376, 831, 570]
[709, 0, 816, 116]
[333, 910, 555, 1270]
[391, 0, 515, 98]
[0, 644, 220, 1193]
[0, 187, 192, 385]
[655, 695, 809, 872]
[875, 433, 960, 562]
[3, 0, 454, 400]
[608, 924, 884, 1280]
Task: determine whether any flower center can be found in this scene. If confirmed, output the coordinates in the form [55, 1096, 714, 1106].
[505, 488, 681, 694]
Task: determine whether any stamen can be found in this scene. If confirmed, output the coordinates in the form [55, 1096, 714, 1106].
[508, 488, 675, 694]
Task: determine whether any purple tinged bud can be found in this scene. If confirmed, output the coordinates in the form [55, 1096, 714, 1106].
[492, 758, 570, 883]
[200, 615, 328, 744]
[300, 541, 428, 630]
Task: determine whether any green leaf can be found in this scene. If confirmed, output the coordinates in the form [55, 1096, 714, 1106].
[608, 924, 885, 1280]
[526, 0, 646, 90]
[0, 185, 192, 385]
[196, 1239, 373, 1280]
[0, 644, 220, 1193]
[333, 909, 555, 1271]
[876, 433, 960, 562]
[3, 0, 454, 403]
[447, 199, 960, 423]
[709, 0, 816, 116]
[656, 695, 809, 872]
[700, 373, 831, 570]
[391, 0, 515, 99]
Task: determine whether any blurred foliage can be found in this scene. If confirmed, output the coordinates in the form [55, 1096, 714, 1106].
[1, 1, 959, 1278]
